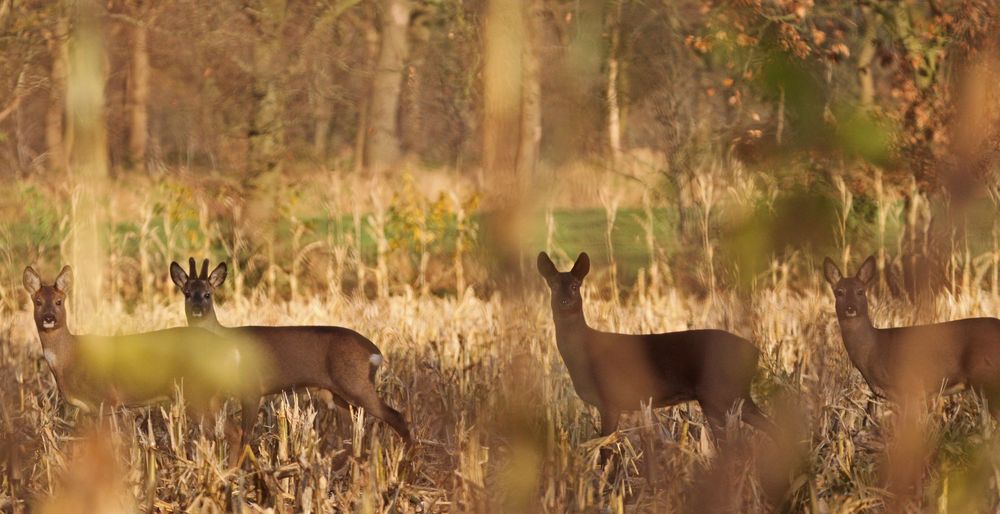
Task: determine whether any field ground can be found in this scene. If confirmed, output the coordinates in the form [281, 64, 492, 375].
[4, 277, 1000, 512]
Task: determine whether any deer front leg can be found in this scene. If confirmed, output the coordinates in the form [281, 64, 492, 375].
[231, 396, 261, 468]
[597, 405, 620, 466]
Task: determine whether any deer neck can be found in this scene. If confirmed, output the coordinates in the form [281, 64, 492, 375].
[35, 325, 76, 381]
[190, 311, 225, 333]
[552, 308, 589, 340]
[552, 308, 592, 363]
[838, 314, 879, 372]
[550, 306, 603, 404]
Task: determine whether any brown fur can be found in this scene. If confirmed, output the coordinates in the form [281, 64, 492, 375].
[169, 258, 411, 460]
[537, 252, 774, 442]
[825, 256, 1000, 407]
[22, 265, 238, 413]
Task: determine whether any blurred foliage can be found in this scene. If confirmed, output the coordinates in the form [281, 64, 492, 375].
[79, 328, 265, 408]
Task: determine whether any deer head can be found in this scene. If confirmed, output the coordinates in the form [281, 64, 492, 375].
[170, 258, 227, 325]
[537, 252, 590, 315]
[823, 256, 876, 321]
[23, 266, 72, 332]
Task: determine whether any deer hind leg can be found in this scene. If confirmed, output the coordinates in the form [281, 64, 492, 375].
[314, 389, 355, 447]
[701, 404, 728, 446]
[739, 397, 778, 438]
[977, 386, 1000, 420]
[337, 382, 411, 443]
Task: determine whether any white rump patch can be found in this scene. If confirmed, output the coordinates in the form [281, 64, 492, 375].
[369, 354, 383, 367]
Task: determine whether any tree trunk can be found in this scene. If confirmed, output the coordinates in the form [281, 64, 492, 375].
[246, 0, 287, 182]
[45, 13, 69, 174]
[482, 0, 524, 187]
[353, 18, 378, 173]
[364, 0, 410, 174]
[312, 94, 333, 162]
[66, 0, 108, 327]
[400, 38, 426, 158]
[126, 18, 149, 171]
[606, 0, 623, 170]
[13, 67, 30, 173]
[857, 6, 877, 109]
[482, 0, 526, 280]
[515, 0, 541, 179]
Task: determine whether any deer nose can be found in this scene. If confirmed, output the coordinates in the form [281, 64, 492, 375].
[845, 306, 857, 317]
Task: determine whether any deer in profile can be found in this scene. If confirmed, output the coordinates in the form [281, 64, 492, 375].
[169, 258, 411, 459]
[824, 256, 1000, 411]
[537, 252, 774, 446]
[22, 265, 246, 416]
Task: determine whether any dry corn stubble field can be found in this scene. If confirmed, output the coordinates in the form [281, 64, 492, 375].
[7, 253, 1000, 512]
[6, 0, 1000, 511]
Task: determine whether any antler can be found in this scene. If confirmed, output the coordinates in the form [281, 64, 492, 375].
[200, 259, 210, 279]
[188, 258, 197, 278]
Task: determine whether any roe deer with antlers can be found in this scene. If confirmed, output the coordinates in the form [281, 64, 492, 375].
[23, 265, 247, 415]
[824, 256, 1000, 411]
[537, 252, 774, 444]
[169, 258, 411, 458]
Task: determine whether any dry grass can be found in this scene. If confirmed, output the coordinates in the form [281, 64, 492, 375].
[5, 167, 1000, 512]
[3, 276, 1000, 512]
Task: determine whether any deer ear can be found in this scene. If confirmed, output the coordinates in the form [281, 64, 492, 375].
[571, 252, 590, 280]
[857, 255, 877, 286]
[537, 252, 558, 280]
[54, 266, 72, 293]
[823, 258, 842, 286]
[208, 262, 228, 288]
[23, 267, 41, 296]
[170, 262, 189, 289]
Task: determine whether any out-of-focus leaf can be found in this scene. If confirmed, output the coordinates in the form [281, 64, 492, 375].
[79, 327, 267, 408]
[837, 108, 893, 167]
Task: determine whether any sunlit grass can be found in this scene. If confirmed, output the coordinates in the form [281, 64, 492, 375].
[3, 274, 1000, 511]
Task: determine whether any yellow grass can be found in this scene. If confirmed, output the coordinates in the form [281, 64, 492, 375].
[4, 278, 1000, 512]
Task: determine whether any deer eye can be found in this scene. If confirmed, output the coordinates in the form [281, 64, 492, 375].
[835, 289, 845, 296]
[34, 299, 41, 306]
[855, 289, 864, 296]
[205, 293, 211, 298]
[55, 300, 62, 306]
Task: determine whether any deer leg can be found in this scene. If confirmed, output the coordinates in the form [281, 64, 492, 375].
[863, 396, 879, 428]
[233, 396, 261, 468]
[318, 390, 354, 447]
[981, 387, 1000, 420]
[597, 406, 621, 466]
[698, 398, 730, 447]
[338, 386, 411, 444]
[599, 407, 621, 437]
[740, 397, 778, 439]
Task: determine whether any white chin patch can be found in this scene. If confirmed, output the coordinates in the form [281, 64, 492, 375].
[42, 321, 55, 329]
[192, 311, 203, 318]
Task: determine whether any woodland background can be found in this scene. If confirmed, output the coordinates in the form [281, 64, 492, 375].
[4, 0, 1000, 512]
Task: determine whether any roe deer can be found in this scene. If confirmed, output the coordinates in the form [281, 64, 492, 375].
[537, 252, 774, 443]
[22, 265, 247, 414]
[824, 256, 1000, 410]
[169, 258, 411, 457]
